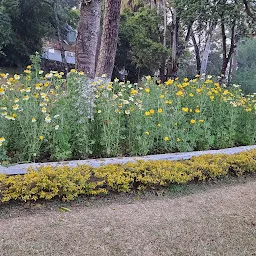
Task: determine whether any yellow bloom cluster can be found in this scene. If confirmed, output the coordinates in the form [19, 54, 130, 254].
[0, 149, 255, 202]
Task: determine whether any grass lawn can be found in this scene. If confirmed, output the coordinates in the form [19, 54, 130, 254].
[0, 175, 255, 256]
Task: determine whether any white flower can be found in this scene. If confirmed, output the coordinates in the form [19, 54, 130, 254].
[55, 125, 59, 130]
[14, 74, 20, 80]
[45, 115, 51, 123]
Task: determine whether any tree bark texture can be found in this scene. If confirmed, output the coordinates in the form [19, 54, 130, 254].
[191, 30, 201, 75]
[95, 0, 122, 79]
[75, 0, 102, 78]
[220, 20, 236, 83]
[200, 24, 216, 76]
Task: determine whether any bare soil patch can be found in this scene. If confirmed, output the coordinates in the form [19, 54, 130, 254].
[0, 176, 256, 256]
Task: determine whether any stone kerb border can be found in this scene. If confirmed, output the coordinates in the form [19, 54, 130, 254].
[1, 145, 256, 176]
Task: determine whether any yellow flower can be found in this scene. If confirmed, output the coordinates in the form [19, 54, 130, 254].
[190, 119, 196, 124]
[189, 109, 193, 113]
[199, 119, 204, 123]
[196, 89, 203, 93]
[106, 84, 113, 91]
[210, 95, 215, 101]
[35, 83, 42, 90]
[41, 107, 47, 113]
[97, 110, 102, 113]
[70, 69, 76, 73]
[182, 107, 188, 112]
[145, 88, 150, 93]
[145, 131, 150, 135]
[184, 78, 189, 82]
[24, 69, 31, 74]
[150, 109, 155, 114]
[131, 89, 138, 95]
[39, 136, 44, 141]
[0, 137, 5, 143]
[195, 74, 200, 78]
[145, 111, 150, 116]
[189, 93, 194, 97]
[176, 138, 181, 142]
[164, 136, 169, 141]
[12, 104, 19, 110]
[0, 88, 5, 95]
[12, 113, 17, 118]
[167, 100, 173, 104]
[195, 109, 201, 113]
[165, 79, 174, 86]
[160, 94, 165, 99]
[145, 75, 151, 81]
[44, 82, 50, 87]
[176, 90, 184, 96]
[32, 118, 36, 123]
[157, 123, 161, 127]
[27, 65, 32, 69]
[158, 108, 163, 113]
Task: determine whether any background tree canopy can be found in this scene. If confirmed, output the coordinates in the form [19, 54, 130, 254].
[0, 0, 255, 92]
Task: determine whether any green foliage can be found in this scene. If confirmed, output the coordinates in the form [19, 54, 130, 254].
[0, 0, 78, 67]
[232, 38, 256, 93]
[0, 63, 256, 164]
[115, 7, 169, 82]
[1, 149, 256, 202]
[0, 6, 12, 53]
[0, 0, 54, 67]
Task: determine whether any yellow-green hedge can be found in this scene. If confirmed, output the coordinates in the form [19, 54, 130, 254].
[1, 149, 256, 202]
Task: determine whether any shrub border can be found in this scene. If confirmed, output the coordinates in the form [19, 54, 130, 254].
[0, 148, 256, 202]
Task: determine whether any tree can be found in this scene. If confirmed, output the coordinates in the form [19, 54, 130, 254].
[114, 7, 169, 82]
[75, 0, 102, 78]
[0, 5, 12, 54]
[232, 37, 256, 93]
[0, 0, 54, 67]
[95, 0, 122, 79]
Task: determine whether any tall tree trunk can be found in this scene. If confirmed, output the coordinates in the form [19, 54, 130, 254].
[75, 0, 102, 78]
[191, 30, 201, 75]
[220, 19, 236, 83]
[159, 0, 167, 82]
[95, 0, 122, 79]
[200, 24, 216, 76]
[170, 7, 179, 78]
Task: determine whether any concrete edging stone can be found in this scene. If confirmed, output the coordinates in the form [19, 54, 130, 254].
[1, 145, 256, 176]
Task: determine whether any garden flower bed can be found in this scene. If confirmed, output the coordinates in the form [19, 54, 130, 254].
[0, 55, 256, 165]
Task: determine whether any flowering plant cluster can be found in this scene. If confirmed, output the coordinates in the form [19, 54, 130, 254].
[0, 149, 255, 202]
[0, 57, 256, 164]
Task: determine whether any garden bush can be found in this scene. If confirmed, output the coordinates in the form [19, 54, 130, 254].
[0, 149, 256, 202]
[0, 54, 256, 163]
